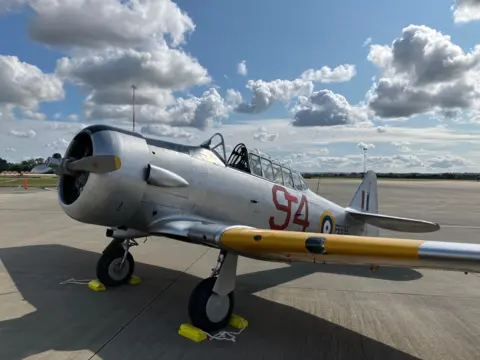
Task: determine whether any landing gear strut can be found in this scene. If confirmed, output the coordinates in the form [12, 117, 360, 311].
[96, 238, 138, 287]
[188, 250, 238, 332]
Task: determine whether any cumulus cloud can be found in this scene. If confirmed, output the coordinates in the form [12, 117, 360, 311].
[56, 46, 209, 96]
[91, 88, 238, 129]
[391, 141, 412, 153]
[357, 142, 375, 150]
[0, 56, 64, 112]
[56, 45, 211, 122]
[451, 0, 480, 23]
[299, 64, 356, 83]
[426, 155, 474, 168]
[253, 126, 279, 142]
[141, 124, 197, 140]
[27, 0, 195, 49]
[9, 129, 36, 139]
[366, 25, 480, 120]
[43, 137, 70, 150]
[237, 60, 247, 76]
[292, 90, 370, 127]
[236, 64, 356, 114]
[8, 0, 236, 130]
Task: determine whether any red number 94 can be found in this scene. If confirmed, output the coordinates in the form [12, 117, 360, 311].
[269, 185, 310, 232]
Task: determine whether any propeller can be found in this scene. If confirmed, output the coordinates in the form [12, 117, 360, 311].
[31, 153, 122, 176]
[64, 154, 122, 174]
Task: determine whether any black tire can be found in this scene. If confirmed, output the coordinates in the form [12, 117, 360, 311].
[188, 276, 234, 332]
[96, 246, 134, 287]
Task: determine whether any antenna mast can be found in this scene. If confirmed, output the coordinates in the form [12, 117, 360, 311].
[131, 84, 137, 132]
[363, 147, 368, 176]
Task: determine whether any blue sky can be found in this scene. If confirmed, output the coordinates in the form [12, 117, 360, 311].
[1, 0, 480, 172]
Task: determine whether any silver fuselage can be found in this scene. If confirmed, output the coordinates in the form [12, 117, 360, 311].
[57, 125, 355, 236]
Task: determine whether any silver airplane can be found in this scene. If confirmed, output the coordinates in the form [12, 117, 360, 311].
[32, 124, 480, 333]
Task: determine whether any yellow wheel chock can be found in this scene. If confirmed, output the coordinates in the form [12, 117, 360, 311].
[178, 314, 249, 342]
[87, 276, 141, 292]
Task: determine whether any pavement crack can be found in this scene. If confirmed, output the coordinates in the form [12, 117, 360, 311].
[0, 290, 19, 297]
[265, 285, 480, 299]
[87, 248, 212, 360]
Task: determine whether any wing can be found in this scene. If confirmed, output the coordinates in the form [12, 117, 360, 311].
[148, 218, 480, 273]
[346, 208, 440, 233]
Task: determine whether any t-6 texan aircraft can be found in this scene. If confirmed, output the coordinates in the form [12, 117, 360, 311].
[33, 124, 480, 332]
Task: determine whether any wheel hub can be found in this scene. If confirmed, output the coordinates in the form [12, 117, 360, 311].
[108, 258, 130, 281]
[205, 293, 230, 323]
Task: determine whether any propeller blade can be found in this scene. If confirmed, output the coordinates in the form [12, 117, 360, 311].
[66, 155, 121, 174]
[30, 164, 54, 174]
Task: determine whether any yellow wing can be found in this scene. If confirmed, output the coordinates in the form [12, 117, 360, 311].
[149, 220, 480, 273]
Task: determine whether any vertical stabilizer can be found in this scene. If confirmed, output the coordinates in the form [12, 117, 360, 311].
[347, 170, 379, 236]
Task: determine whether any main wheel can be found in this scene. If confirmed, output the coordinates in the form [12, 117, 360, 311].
[96, 246, 134, 287]
[188, 276, 234, 332]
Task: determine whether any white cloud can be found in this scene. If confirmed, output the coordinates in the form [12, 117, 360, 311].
[253, 126, 279, 142]
[362, 37, 372, 47]
[0, 55, 64, 112]
[366, 25, 480, 121]
[391, 141, 412, 153]
[236, 64, 356, 115]
[27, 0, 195, 49]
[451, 0, 480, 23]
[300, 64, 356, 83]
[91, 87, 238, 129]
[43, 137, 70, 150]
[292, 90, 371, 127]
[236, 78, 314, 114]
[426, 155, 474, 168]
[141, 124, 197, 140]
[56, 45, 211, 125]
[1, 118, 479, 172]
[9, 130, 36, 139]
[237, 60, 247, 76]
[357, 142, 375, 150]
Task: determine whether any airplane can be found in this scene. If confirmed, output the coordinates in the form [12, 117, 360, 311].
[32, 124, 480, 333]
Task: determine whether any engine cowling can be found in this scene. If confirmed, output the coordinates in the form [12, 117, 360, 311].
[58, 125, 151, 228]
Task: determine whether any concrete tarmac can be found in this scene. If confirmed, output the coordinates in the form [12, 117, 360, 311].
[1, 179, 480, 360]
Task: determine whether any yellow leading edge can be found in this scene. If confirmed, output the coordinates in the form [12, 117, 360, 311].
[219, 228, 426, 259]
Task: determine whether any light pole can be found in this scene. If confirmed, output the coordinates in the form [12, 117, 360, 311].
[363, 147, 368, 176]
[131, 84, 137, 132]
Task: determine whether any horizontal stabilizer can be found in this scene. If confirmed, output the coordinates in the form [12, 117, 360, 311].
[346, 208, 440, 233]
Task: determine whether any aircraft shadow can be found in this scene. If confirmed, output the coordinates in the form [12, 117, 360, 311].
[237, 262, 422, 294]
[0, 245, 421, 360]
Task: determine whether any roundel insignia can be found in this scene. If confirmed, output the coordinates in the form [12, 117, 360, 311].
[319, 210, 335, 234]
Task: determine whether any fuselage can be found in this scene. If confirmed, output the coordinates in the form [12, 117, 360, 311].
[133, 133, 350, 236]
[56, 125, 352, 237]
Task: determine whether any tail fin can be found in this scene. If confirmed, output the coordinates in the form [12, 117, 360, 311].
[347, 170, 379, 236]
[346, 170, 440, 234]
[348, 170, 378, 214]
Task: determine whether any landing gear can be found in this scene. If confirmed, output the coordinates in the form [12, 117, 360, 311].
[188, 250, 238, 332]
[96, 238, 138, 287]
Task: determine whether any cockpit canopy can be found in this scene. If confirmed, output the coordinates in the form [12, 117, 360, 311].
[186, 132, 309, 192]
[226, 143, 309, 192]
